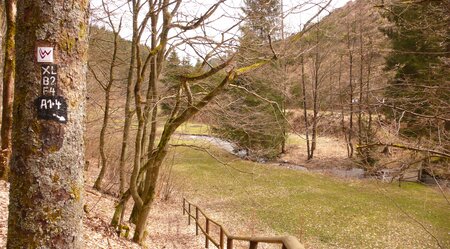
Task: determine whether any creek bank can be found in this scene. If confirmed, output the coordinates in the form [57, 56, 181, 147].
[276, 162, 366, 178]
[177, 134, 366, 179]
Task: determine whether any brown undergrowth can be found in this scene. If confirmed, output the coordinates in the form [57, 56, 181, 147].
[0, 164, 204, 249]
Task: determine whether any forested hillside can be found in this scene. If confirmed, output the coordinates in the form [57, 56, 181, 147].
[208, 0, 449, 178]
[209, 0, 388, 159]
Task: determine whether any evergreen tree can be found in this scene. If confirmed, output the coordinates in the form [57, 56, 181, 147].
[161, 51, 190, 113]
[212, 0, 285, 159]
[242, 0, 282, 39]
[167, 51, 181, 67]
[381, 0, 449, 139]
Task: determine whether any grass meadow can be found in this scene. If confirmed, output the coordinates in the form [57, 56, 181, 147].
[166, 138, 450, 249]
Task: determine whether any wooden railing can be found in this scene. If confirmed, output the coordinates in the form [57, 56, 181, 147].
[182, 198, 304, 249]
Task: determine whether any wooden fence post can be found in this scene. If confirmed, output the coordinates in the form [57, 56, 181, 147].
[182, 199, 304, 249]
[227, 238, 233, 249]
[220, 228, 224, 249]
[205, 218, 210, 248]
[188, 203, 191, 225]
[195, 207, 199, 236]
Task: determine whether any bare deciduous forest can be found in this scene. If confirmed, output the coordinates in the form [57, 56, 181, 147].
[0, 0, 448, 248]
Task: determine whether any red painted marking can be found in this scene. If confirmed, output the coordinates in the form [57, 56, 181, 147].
[39, 48, 52, 59]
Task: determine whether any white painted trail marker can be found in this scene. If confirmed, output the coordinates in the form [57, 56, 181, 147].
[37, 47, 54, 63]
[34, 44, 67, 123]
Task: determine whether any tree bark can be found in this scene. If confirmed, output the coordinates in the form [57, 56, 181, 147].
[7, 1, 88, 248]
[0, 0, 15, 180]
[111, 189, 131, 228]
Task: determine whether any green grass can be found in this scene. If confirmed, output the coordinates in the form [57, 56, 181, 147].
[175, 122, 211, 135]
[168, 141, 450, 249]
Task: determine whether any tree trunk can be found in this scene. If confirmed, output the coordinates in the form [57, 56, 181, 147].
[133, 202, 152, 242]
[120, 1, 238, 243]
[130, 70, 236, 244]
[281, 92, 288, 154]
[300, 56, 311, 160]
[118, 22, 137, 196]
[93, 26, 120, 191]
[310, 42, 320, 160]
[111, 0, 152, 229]
[366, 38, 373, 140]
[7, 0, 88, 248]
[111, 189, 131, 229]
[93, 88, 111, 190]
[280, 1, 286, 155]
[129, 58, 159, 227]
[0, 0, 15, 180]
[358, 26, 364, 145]
[0, 2, 4, 82]
[338, 55, 347, 155]
[0, 2, 3, 76]
[129, 181, 145, 224]
[347, 27, 354, 158]
[348, 54, 354, 158]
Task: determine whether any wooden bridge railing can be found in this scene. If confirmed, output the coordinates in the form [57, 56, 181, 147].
[182, 198, 304, 249]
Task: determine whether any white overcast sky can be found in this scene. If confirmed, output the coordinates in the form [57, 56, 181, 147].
[90, 0, 352, 61]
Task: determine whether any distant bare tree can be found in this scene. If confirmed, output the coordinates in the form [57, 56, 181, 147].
[345, 20, 356, 158]
[91, 1, 123, 191]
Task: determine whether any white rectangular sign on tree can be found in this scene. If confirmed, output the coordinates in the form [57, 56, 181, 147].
[37, 47, 54, 63]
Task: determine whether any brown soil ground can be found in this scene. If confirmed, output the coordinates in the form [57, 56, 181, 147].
[281, 134, 356, 170]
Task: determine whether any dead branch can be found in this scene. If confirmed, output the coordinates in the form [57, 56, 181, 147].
[357, 143, 450, 159]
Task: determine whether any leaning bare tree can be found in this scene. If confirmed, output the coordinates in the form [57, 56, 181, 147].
[97, 0, 240, 243]
[7, 0, 89, 247]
